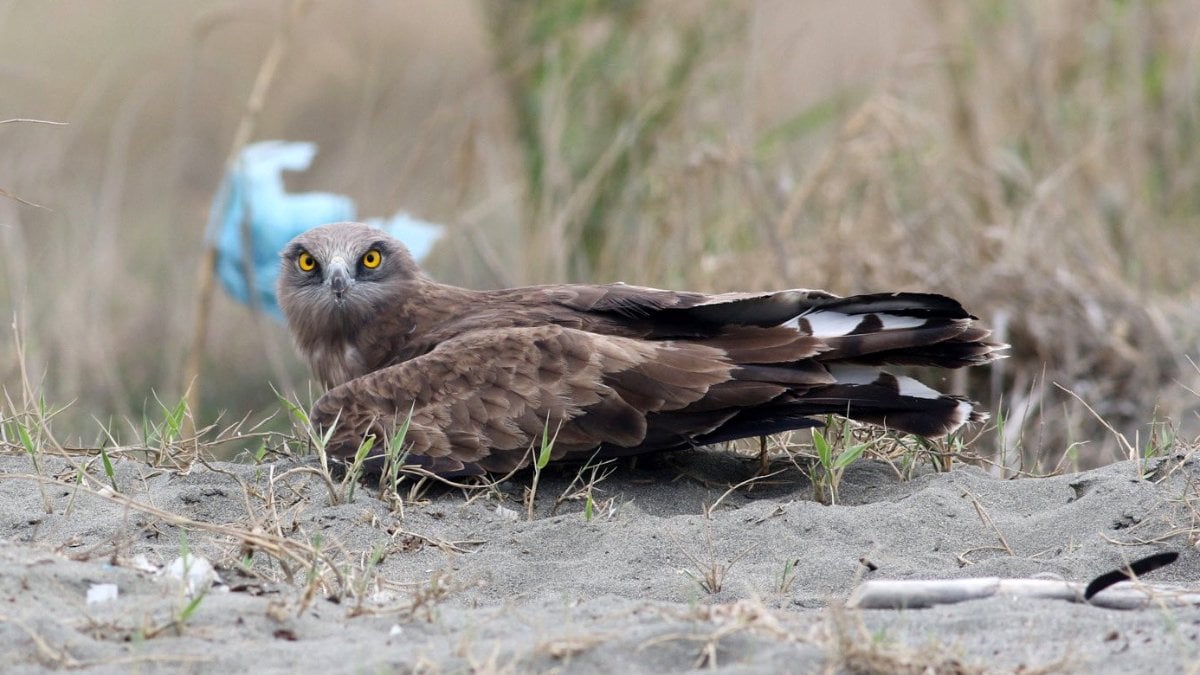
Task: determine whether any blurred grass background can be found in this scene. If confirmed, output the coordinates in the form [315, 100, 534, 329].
[1, 0, 1198, 470]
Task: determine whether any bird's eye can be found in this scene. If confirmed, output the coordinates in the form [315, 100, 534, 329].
[361, 249, 382, 269]
[297, 252, 317, 272]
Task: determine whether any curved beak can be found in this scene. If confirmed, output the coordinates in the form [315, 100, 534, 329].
[325, 257, 353, 299]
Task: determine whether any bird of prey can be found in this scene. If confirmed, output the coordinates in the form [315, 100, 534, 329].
[278, 222, 1004, 477]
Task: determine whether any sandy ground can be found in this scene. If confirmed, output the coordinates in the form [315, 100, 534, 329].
[1, 448, 1198, 674]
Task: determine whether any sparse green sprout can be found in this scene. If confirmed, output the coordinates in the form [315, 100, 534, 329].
[177, 590, 206, 625]
[13, 419, 36, 456]
[366, 543, 386, 569]
[5, 416, 53, 512]
[1142, 418, 1176, 461]
[98, 444, 118, 492]
[810, 420, 869, 505]
[173, 532, 209, 628]
[525, 417, 560, 521]
[141, 394, 190, 450]
[535, 422, 554, 470]
[353, 543, 388, 609]
[279, 395, 309, 427]
[778, 558, 800, 595]
[307, 534, 324, 586]
[380, 404, 415, 504]
[274, 387, 331, 462]
[343, 434, 376, 502]
[160, 397, 188, 443]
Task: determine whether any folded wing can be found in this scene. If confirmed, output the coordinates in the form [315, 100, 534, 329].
[312, 310, 999, 476]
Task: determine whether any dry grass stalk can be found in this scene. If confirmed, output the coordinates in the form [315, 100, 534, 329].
[823, 604, 987, 675]
[181, 0, 310, 443]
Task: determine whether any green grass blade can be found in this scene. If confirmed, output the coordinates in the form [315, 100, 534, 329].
[812, 428, 832, 467]
[535, 419, 554, 470]
[99, 444, 118, 492]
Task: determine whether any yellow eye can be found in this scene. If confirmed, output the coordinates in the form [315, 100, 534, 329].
[297, 251, 317, 272]
[361, 249, 382, 269]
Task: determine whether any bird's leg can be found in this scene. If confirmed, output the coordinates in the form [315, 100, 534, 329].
[758, 435, 769, 474]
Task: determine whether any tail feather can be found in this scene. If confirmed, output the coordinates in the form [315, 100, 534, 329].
[677, 291, 1003, 440]
[786, 293, 1006, 370]
[809, 357, 991, 435]
[684, 378, 979, 445]
[725, 363, 985, 438]
[805, 292, 972, 319]
[828, 338, 1003, 368]
[598, 288, 1003, 457]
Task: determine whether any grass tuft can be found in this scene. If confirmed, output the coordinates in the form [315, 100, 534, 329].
[525, 418, 560, 521]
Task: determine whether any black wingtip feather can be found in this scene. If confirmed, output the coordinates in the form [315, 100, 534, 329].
[1084, 551, 1180, 600]
[816, 293, 974, 320]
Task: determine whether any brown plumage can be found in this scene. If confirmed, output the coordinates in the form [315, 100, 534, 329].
[278, 222, 1005, 476]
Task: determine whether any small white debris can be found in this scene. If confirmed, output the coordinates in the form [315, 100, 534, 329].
[494, 505, 520, 522]
[370, 591, 397, 605]
[389, 624, 403, 637]
[86, 583, 119, 605]
[165, 553, 223, 597]
[130, 554, 160, 574]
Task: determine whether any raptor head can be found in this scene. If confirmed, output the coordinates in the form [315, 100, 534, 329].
[277, 221, 422, 341]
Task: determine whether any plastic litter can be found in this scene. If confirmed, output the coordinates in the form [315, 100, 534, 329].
[212, 140, 445, 319]
[164, 553, 223, 597]
[86, 583, 119, 605]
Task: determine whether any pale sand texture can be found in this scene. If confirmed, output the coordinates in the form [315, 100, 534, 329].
[0, 450, 1197, 673]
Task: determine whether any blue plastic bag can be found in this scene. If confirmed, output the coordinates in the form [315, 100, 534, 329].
[212, 140, 444, 319]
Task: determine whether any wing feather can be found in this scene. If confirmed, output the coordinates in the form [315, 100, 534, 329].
[312, 325, 745, 475]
